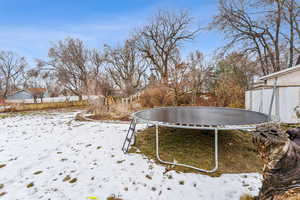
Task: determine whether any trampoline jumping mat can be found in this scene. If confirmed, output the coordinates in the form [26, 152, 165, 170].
[133, 106, 270, 126]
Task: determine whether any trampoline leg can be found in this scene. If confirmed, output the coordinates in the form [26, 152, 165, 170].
[213, 129, 219, 172]
[155, 124, 219, 173]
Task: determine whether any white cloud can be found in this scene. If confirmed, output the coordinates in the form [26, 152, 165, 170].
[0, 15, 146, 66]
[0, 2, 223, 67]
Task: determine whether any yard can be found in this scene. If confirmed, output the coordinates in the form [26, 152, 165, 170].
[0, 110, 262, 200]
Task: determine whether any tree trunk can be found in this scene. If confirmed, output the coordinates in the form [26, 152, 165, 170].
[288, 0, 295, 68]
[3, 79, 9, 99]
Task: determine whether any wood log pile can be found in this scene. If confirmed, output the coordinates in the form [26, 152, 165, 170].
[253, 124, 300, 200]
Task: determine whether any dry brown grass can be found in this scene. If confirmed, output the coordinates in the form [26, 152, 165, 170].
[0, 114, 10, 119]
[1, 101, 88, 113]
[240, 194, 256, 200]
[88, 102, 141, 121]
[107, 196, 123, 200]
[130, 127, 262, 176]
[280, 123, 300, 130]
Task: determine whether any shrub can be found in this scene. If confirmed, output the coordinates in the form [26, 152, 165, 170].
[140, 86, 175, 108]
[172, 91, 193, 106]
[214, 78, 245, 108]
[193, 93, 217, 106]
[87, 96, 107, 115]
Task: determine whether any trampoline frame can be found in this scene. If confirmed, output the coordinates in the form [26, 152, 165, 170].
[132, 106, 271, 173]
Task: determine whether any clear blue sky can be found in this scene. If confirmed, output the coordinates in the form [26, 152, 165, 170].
[0, 0, 224, 66]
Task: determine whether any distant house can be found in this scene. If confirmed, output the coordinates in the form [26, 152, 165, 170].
[245, 65, 300, 123]
[6, 88, 48, 103]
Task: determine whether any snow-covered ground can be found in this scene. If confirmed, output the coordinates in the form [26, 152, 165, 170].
[0, 111, 262, 200]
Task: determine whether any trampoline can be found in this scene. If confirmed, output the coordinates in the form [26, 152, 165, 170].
[122, 106, 271, 173]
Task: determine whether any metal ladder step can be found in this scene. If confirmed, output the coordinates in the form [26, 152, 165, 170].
[122, 119, 136, 153]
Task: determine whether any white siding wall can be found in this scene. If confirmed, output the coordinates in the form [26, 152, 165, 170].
[278, 87, 300, 123]
[6, 96, 86, 104]
[246, 87, 300, 123]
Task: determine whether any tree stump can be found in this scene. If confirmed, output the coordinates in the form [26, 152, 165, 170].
[253, 124, 300, 200]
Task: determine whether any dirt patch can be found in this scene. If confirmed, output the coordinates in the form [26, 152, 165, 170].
[130, 127, 263, 177]
[63, 175, 71, 182]
[0, 164, 6, 168]
[33, 170, 43, 175]
[240, 194, 255, 200]
[0, 192, 7, 197]
[107, 197, 123, 200]
[1, 101, 88, 113]
[69, 178, 77, 183]
[26, 182, 34, 188]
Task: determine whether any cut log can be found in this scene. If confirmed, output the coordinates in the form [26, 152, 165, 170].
[253, 124, 300, 200]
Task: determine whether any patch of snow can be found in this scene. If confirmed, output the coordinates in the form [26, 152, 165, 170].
[0, 111, 262, 200]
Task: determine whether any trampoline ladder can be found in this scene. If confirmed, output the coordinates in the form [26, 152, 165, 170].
[122, 119, 136, 153]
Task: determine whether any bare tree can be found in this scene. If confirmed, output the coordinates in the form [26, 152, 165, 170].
[168, 61, 190, 105]
[97, 75, 114, 110]
[187, 51, 214, 103]
[213, 0, 289, 75]
[23, 69, 47, 88]
[136, 10, 200, 82]
[282, 0, 300, 67]
[87, 49, 106, 95]
[216, 52, 258, 89]
[213, 52, 257, 107]
[40, 38, 94, 100]
[86, 73, 114, 113]
[27, 88, 46, 103]
[105, 39, 147, 96]
[0, 51, 27, 98]
[23, 68, 61, 97]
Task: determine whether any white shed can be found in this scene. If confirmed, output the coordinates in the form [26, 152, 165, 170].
[245, 65, 300, 123]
